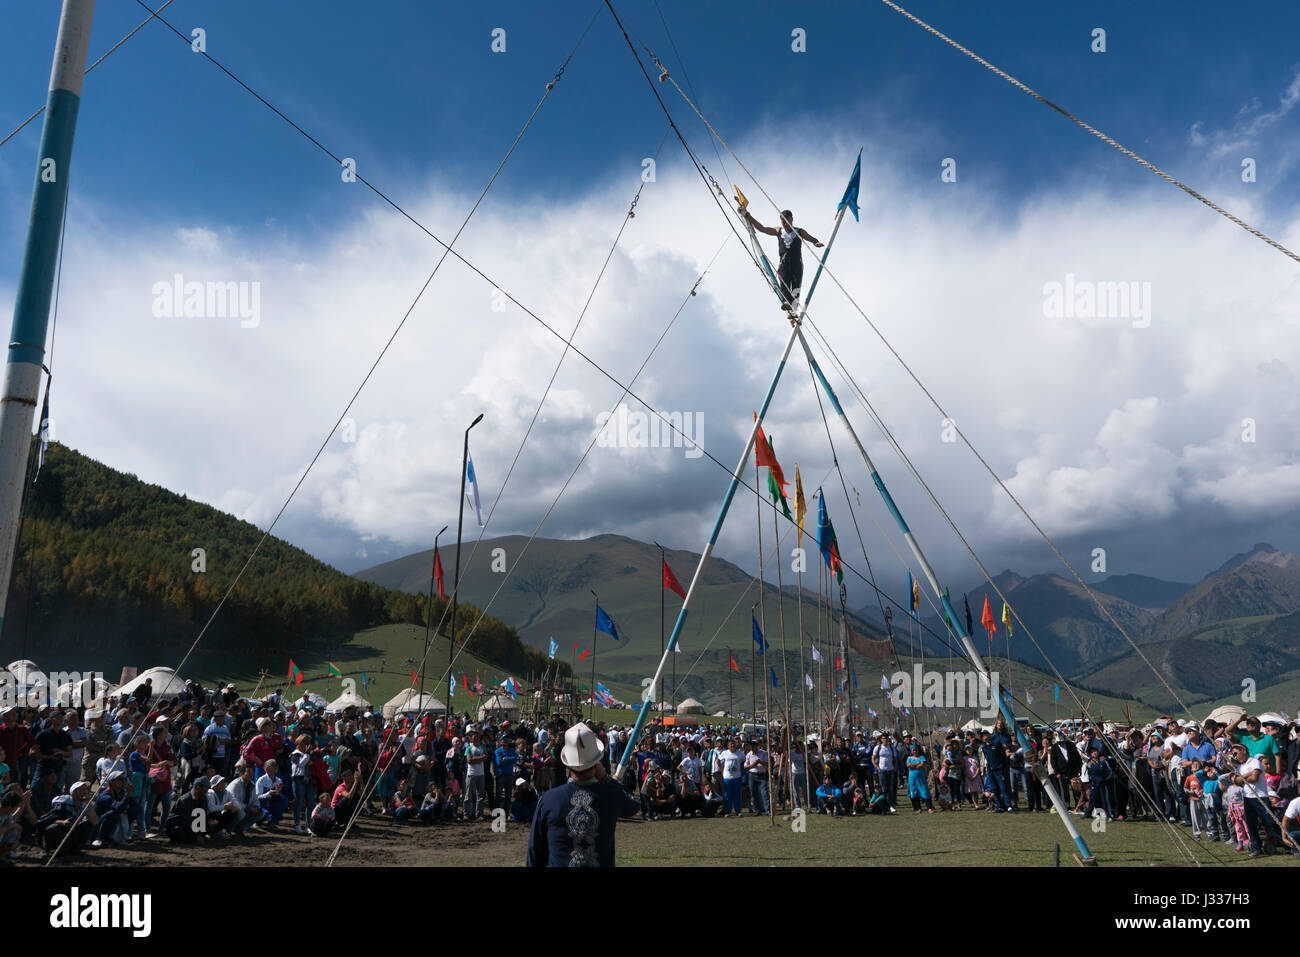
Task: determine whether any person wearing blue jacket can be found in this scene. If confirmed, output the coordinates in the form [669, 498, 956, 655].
[91, 770, 137, 847]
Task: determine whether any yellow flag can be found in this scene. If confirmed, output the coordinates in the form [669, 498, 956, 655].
[1001, 601, 1013, 638]
[794, 465, 807, 550]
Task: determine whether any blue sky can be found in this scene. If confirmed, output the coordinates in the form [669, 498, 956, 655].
[1, 0, 1299, 595]
[4, 0, 1297, 238]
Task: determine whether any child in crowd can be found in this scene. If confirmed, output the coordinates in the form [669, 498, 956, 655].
[1224, 774, 1249, 851]
[309, 791, 335, 837]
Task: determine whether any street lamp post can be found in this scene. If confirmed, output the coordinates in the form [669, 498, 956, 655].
[449, 413, 484, 665]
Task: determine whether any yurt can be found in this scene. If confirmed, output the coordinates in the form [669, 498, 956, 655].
[295, 691, 328, 711]
[116, 666, 188, 700]
[383, 688, 448, 721]
[53, 674, 115, 708]
[475, 693, 520, 724]
[676, 697, 707, 715]
[325, 690, 371, 713]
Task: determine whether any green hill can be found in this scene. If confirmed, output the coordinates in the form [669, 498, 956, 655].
[0, 443, 557, 685]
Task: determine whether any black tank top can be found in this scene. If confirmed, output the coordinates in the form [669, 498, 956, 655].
[777, 227, 802, 271]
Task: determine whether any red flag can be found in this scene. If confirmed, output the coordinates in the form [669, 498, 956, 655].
[288, 659, 304, 686]
[578, 648, 590, 661]
[433, 547, 445, 600]
[753, 413, 788, 494]
[411, 670, 418, 685]
[729, 654, 740, 672]
[981, 595, 997, 638]
[835, 656, 842, 669]
[462, 673, 470, 692]
[662, 559, 686, 599]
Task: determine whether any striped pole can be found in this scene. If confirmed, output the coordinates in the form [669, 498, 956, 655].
[0, 0, 96, 640]
[795, 331, 1095, 862]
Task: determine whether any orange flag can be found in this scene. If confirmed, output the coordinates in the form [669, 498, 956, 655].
[980, 595, 997, 639]
[753, 412, 788, 494]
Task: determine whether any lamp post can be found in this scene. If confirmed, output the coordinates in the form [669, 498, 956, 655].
[420, 524, 448, 695]
[449, 413, 484, 664]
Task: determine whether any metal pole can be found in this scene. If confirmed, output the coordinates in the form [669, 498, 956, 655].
[796, 330, 1095, 863]
[754, 456, 773, 825]
[449, 413, 483, 662]
[0, 0, 95, 641]
[750, 602, 757, 720]
[770, 474, 791, 807]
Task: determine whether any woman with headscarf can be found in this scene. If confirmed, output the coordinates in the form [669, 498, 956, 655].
[906, 744, 935, 813]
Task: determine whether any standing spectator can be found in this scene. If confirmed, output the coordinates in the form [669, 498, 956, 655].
[61, 711, 87, 793]
[203, 710, 233, 778]
[717, 737, 744, 817]
[0, 708, 34, 789]
[744, 740, 770, 815]
[872, 733, 899, 812]
[80, 710, 114, 784]
[494, 737, 519, 809]
[464, 731, 487, 820]
[1232, 743, 1282, 857]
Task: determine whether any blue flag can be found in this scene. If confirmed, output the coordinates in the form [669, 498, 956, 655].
[852, 669, 858, 689]
[1054, 683, 1060, 702]
[548, 637, 557, 659]
[595, 606, 620, 641]
[361, 671, 367, 688]
[837, 153, 861, 222]
[752, 616, 768, 654]
[770, 668, 779, 689]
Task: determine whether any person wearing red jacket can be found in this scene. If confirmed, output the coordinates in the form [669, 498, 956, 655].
[0, 709, 35, 788]
[308, 748, 333, 796]
[241, 718, 281, 775]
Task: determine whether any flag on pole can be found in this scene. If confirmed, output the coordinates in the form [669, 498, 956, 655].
[816, 491, 843, 584]
[1053, 683, 1060, 702]
[770, 668, 779, 689]
[288, 660, 303, 686]
[981, 595, 996, 641]
[1026, 690, 1034, 705]
[753, 413, 788, 495]
[662, 559, 687, 599]
[880, 674, 891, 691]
[595, 606, 621, 642]
[576, 647, 590, 661]
[852, 669, 858, 689]
[449, 673, 455, 698]
[805, 673, 813, 690]
[907, 571, 919, 620]
[327, 662, 342, 677]
[1001, 601, 1013, 638]
[411, 670, 418, 685]
[835, 656, 842, 669]
[811, 646, 823, 663]
[433, 547, 445, 600]
[752, 616, 768, 653]
[868, 707, 878, 718]
[34, 386, 50, 484]
[794, 465, 807, 549]
[837, 153, 862, 222]
[361, 671, 367, 688]
[465, 452, 484, 527]
[503, 677, 518, 699]
[964, 594, 973, 637]
[474, 674, 482, 695]
[767, 459, 793, 520]
[548, 637, 557, 659]
[729, 654, 740, 672]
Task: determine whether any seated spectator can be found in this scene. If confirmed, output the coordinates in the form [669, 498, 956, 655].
[392, 778, 416, 822]
[677, 769, 705, 818]
[204, 776, 240, 838]
[310, 791, 336, 837]
[816, 781, 843, 815]
[869, 784, 888, 814]
[91, 770, 137, 847]
[165, 778, 212, 844]
[35, 781, 98, 854]
[0, 788, 34, 859]
[701, 781, 723, 818]
[254, 758, 289, 829]
[419, 784, 453, 824]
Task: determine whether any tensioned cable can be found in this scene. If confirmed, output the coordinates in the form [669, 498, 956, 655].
[0, 0, 183, 151]
[626, 29, 1200, 726]
[131, 1, 606, 691]
[874, 0, 1300, 266]
[326, 236, 730, 864]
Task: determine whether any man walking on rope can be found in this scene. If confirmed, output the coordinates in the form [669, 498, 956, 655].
[742, 208, 823, 313]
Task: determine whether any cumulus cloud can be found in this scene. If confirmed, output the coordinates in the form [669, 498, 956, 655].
[2, 115, 1299, 594]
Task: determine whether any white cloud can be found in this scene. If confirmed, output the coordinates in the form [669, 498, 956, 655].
[4, 123, 1300, 590]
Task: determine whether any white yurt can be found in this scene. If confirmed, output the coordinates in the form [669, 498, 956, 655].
[383, 688, 448, 721]
[6, 659, 46, 688]
[676, 697, 707, 715]
[294, 691, 328, 711]
[960, 718, 992, 733]
[116, 666, 188, 699]
[325, 690, 371, 713]
[475, 693, 520, 723]
[53, 674, 115, 708]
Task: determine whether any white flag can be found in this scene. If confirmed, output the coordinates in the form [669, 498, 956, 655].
[805, 673, 813, 690]
[880, 674, 891, 691]
[1026, 690, 1034, 705]
[466, 452, 484, 527]
[811, 646, 823, 663]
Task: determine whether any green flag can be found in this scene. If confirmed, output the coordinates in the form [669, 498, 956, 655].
[327, 662, 343, 677]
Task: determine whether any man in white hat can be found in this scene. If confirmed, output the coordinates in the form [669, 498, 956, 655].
[526, 723, 639, 867]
